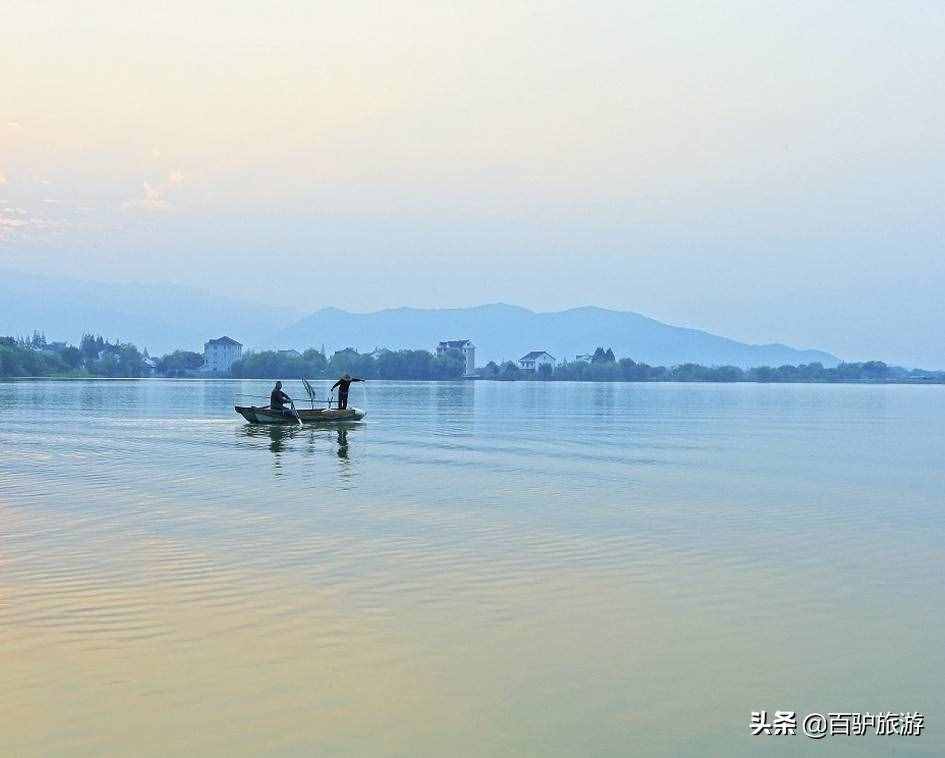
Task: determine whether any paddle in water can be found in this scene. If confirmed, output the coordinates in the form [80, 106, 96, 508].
[288, 398, 302, 425]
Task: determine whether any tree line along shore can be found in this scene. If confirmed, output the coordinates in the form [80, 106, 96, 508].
[2, 333, 943, 384]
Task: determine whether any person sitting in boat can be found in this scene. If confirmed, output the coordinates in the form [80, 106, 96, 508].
[270, 381, 292, 412]
[331, 374, 364, 410]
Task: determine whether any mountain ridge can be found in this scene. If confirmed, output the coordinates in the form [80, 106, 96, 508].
[275, 304, 839, 368]
[0, 271, 840, 367]
[0, 269, 302, 354]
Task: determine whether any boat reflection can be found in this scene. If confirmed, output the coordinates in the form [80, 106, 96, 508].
[237, 422, 360, 465]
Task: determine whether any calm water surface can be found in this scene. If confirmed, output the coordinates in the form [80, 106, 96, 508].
[1, 379, 943, 756]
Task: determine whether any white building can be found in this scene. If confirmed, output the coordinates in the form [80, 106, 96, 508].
[519, 351, 556, 372]
[204, 336, 242, 374]
[436, 339, 477, 377]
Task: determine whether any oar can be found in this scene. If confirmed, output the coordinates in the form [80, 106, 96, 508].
[288, 398, 303, 426]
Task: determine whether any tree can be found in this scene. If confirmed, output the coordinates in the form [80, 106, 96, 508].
[159, 350, 205, 377]
[672, 363, 706, 381]
[2, 341, 68, 376]
[714, 365, 744, 382]
[91, 351, 121, 377]
[375, 349, 434, 379]
[329, 348, 374, 378]
[301, 348, 328, 374]
[80, 334, 106, 360]
[796, 362, 824, 380]
[433, 351, 465, 379]
[618, 357, 662, 381]
[591, 347, 616, 364]
[116, 343, 145, 377]
[61, 346, 83, 370]
[750, 366, 775, 381]
[586, 360, 621, 381]
[500, 361, 521, 380]
[862, 361, 889, 380]
[0, 343, 24, 376]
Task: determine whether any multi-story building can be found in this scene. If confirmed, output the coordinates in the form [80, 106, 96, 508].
[436, 339, 477, 377]
[203, 336, 242, 374]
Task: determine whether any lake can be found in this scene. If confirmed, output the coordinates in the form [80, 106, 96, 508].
[1, 379, 943, 756]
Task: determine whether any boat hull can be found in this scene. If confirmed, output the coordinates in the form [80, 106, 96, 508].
[235, 406, 365, 424]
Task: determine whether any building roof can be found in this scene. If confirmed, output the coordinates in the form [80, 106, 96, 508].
[520, 351, 555, 361]
[206, 336, 241, 347]
[438, 339, 471, 348]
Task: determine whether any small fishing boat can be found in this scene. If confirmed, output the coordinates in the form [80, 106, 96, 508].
[234, 378, 366, 424]
[235, 405, 365, 424]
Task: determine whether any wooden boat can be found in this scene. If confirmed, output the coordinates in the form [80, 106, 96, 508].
[235, 405, 365, 424]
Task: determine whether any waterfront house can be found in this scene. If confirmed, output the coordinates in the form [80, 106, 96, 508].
[204, 336, 242, 374]
[436, 339, 477, 377]
[519, 351, 556, 372]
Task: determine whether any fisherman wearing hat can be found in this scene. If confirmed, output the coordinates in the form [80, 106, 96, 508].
[331, 373, 364, 410]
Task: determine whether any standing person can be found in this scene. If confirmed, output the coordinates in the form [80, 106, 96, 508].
[331, 373, 364, 410]
[270, 381, 292, 411]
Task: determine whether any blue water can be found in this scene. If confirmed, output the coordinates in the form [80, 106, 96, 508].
[1, 379, 942, 756]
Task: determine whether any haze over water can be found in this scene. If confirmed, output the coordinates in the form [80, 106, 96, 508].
[1, 379, 943, 756]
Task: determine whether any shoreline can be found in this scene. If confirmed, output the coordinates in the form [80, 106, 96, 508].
[3, 375, 944, 386]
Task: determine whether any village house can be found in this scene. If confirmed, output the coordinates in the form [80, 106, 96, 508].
[332, 347, 360, 361]
[203, 336, 242, 374]
[435, 339, 477, 377]
[519, 351, 556, 372]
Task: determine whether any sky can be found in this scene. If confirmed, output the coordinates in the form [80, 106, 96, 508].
[1, 0, 943, 366]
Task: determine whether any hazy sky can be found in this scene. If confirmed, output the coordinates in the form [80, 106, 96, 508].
[2, 1, 944, 365]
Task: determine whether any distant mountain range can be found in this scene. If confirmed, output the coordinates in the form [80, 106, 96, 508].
[276, 304, 839, 368]
[0, 271, 301, 354]
[1, 271, 839, 368]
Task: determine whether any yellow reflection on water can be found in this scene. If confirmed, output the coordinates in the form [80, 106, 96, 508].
[3, 498, 942, 757]
[1, 516, 703, 756]
[2, 563, 454, 756]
